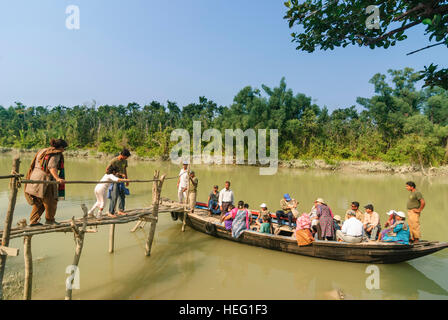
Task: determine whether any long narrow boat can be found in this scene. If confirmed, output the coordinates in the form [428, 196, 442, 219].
[165, 199, 448, 264]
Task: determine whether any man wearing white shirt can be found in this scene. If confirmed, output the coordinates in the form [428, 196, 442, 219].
[177, 161, 189, 203]
[336, 210, 363, 243]
[218, 181, 234, 217]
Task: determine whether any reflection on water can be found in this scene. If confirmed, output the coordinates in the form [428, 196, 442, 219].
[1, 155, 448, 299]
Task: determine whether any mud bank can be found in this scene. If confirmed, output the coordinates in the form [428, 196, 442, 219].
[1, 147, 446, 176]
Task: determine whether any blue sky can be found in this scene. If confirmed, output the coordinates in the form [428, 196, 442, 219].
[0, 0, 446, 112]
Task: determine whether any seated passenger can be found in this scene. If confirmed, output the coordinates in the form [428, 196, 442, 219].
[295, 212, 314, 246]
[336, 210, 363, 243]
[382, 211, 410, 245]
[278, 193, 297, 230]
[220, 204, 235, 231]
[378, 210, 397, 241]
[207, 185, 221, 216]
[363, 204, 381, 240]
[333, 215, 342, 232]
[344, 201, 364, 222]
[256, 203, 273, 232]
[309, 200, 320, 237]
[259, 216, 271, 234]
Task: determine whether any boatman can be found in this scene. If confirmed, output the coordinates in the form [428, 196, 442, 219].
[177, 160, 189, 203]
[218, 181, 234, 218]
[405, 181, 425, 244]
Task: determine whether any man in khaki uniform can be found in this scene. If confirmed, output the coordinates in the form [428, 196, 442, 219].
[24, 139, 67, 226]
[406, 181, 425, 243]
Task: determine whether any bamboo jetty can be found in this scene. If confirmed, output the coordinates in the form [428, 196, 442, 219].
[0, 155, 186, 300]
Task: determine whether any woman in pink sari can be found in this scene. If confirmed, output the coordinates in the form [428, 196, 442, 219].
[295, 212, 314, 246]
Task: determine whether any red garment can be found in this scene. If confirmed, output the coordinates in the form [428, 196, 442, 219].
[296, 213, 312, 230]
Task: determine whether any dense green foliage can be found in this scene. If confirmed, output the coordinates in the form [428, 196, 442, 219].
[1, 68, 448, 166]
[284, 0, 448, 89]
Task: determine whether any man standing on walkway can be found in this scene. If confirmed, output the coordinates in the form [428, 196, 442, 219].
[177, 161, 189, 203]
[406, 181, 425, 244]
[188, 171, 198, 213]
[219, 181, 234, 217]
[107, 148, 130, 217]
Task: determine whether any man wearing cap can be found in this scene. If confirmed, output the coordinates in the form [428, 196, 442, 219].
[188, 171, 198, 213]
[177, 161, 189, 203]
[207, 185, 221, 216]
[363, 204, 380, 240]
[278, 194, 297, 229]
[405, 181, 425, 244]
[218, 181, 234, 217]
[336, 210, 363, 243]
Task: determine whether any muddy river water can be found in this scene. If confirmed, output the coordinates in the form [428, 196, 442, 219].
[1, 155, 448, 299]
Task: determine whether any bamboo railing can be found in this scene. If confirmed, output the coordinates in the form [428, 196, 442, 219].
[0, 155, 184, 300]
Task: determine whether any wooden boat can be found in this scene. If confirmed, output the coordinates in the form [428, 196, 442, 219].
[166, 200, 448, 264]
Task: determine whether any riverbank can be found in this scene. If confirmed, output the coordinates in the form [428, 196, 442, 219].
[1, 147, 446, 176]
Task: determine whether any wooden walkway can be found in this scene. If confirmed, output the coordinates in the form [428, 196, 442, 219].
[0, 155, 190, 300]
[0, 201, 184, 240]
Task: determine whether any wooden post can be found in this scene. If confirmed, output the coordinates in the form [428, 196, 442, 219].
[182, 164, 190, 232]
[145, 171, 165, 256]
[0, 156, 21, 300]
[108, 224, 115, 253]
[23, 236, 32, 300]
[65, 204, 88, 300]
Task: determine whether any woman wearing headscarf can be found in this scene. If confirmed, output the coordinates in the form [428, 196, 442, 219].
[378, 210, 397, 241]
[24, 138, 67, 226]
[295, 212, 314, 246]
[315, 198, 335, 241]
[381, 211, 410, 245]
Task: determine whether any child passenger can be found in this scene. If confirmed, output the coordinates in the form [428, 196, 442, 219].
[259, 216, 271, 234]
[88, 166, 129, 219]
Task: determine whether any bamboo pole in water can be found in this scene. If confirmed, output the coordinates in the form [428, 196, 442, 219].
[0, 156, 21, 300]
[65, 204, 88, 300]
[109, 224, 115, 253]
[23, 236, 32, 300]
[182, 164, 190, 232]
[145, 171, 166, 256]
